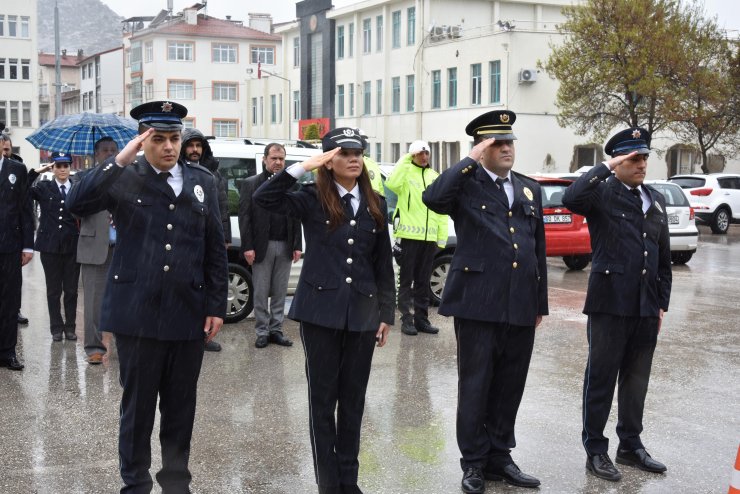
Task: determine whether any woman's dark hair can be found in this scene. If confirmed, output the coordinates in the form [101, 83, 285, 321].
[314, 158, 385, 231]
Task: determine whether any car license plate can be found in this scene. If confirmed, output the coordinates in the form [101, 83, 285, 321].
[544, 214, 572, 224]
[668, 213, 679, 225]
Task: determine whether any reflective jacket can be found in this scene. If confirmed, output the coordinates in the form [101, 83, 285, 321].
[385, 154, 448, 246]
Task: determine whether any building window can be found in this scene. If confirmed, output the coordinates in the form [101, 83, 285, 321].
[376, 15, 383, 51]
[375, 142, 381, 162]
[270, 95, 277, 123]
[376, 79, 383, 114]
[337, 26, 345, 60]
[251, 46, 274, 65]
[348, 23, 354, 58]
[8, 16, 17, 37]
[471, 63, 482, 105]
[144, 80, 153, 101]
[95, 59, 100, 83]
[182, 118, 195, 129]
[82, 92, 89, 111]
[448, 68, 457, 108]
[252, 97, 258, 124]
[392, 77, 400, 113]
[21, 59, 30, 80]
[167, 80, 194, 99]
[88, 63, 93, 79]
[20, 17, 29, 38]
[363, 81, 371, 115]
[293, 90, 300, 120]
[392, 11, 401, 48]
[130, 77, 143, 107]
[259, 96, 264, 124]
[213, 120, 237, 138]
[391, 143, 400, 162]
[0, 101, 6, 124]
[431, 70, 441, 109]
[349, 84, 355, 116]
[406, 75, 414, 112]
[489, 61, 501, 103]
[9, 101, 19, 126]
[0, 16, 4, 36]
[362, 19, 372, 54]
[293, 37, 300, 67]
[337, 85, 345, 117]
[145, 42, 153, 62]
[167, 41, 194, 61]
[407, 7, 416, 45]
[575, 145, 601, 169]
[212, 43, 237, 63]
[213, 82, 237, 101]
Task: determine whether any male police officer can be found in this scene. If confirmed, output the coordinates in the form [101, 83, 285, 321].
[423, 110, 547, 493]
[562, 128, 671, 481]
[67, 101, 227, 493]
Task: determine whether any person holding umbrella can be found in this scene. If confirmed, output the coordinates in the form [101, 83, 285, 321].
[28, 153, 80, 342]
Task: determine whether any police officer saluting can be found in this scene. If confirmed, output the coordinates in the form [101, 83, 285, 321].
[67, 101, 228, 493]
[562, 128, 671, 481]
[423, 110, 547, 493]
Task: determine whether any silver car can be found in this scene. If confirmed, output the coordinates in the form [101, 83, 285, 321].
[646, 180, 699, 264]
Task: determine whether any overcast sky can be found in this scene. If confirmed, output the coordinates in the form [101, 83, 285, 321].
[99, 0, 739, 33]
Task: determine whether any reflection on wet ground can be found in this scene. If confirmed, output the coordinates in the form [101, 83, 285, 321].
[1, 226, 738, 493]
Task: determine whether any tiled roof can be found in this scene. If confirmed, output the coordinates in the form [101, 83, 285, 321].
[134, 15, 280, 41]
[38, 53, 82, 67]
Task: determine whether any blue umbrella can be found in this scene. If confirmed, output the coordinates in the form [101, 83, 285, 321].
[26, 112, 138, 155]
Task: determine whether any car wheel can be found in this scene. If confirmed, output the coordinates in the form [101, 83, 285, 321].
[710, 207, 730, 234]
[429, 254, 453, 306]
[225, 263, 253, 324]
[671, 251, 693, 265]
[562, 254, 591, 271]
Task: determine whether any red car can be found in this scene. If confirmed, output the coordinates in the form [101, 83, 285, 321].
[531, 176, 592, 270]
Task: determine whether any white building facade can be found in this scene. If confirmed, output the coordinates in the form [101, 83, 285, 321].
[0, 5, 38, 165]
[78, 47, 125, 116]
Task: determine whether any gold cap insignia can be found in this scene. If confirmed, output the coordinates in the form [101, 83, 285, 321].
[500, 114, 510, 123]
[161, 102, 174, 112]
[632, 129, 641, 139]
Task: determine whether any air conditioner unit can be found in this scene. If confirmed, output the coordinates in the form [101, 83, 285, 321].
[430, 25, 448, 42]
[450, 25, 462, 38]
[518, 68, 537, 83]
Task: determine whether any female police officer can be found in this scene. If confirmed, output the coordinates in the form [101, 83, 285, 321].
[253, 127, 395, 494]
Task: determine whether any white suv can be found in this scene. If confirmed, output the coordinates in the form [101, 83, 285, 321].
[669, 174, 740, 234]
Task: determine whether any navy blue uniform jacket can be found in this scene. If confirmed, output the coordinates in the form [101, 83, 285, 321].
[66, 157, 228, 340]
[29, 178, 79, 254]
[562, 164, 671, 317]
[0, 158, 34, 253]
[253, 171, 395, 332]
[422, 157, 548, 327]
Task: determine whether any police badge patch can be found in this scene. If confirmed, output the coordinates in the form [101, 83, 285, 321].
[522, 186, 533, 201]
[8, 173, 17, 184]
[194, 185, 204, 203]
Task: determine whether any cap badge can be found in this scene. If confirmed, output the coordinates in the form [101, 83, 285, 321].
[59, 152, 66, 157]
[194, 185, 204, 203]
[161, 101, 174, 113]
[9, 173, 17, 184]
[523, 186, 534, 201]
[632, 129, 641, 139]
[343, 129, 355, 137]
[500, 114, 510, 123]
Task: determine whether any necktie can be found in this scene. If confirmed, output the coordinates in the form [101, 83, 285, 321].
[60, 184, 66, 198]
[495, 177, 509, 207]
[159, 171, 173, 193]
[630, 188, 642, 207]
[342, 192, 355, 218]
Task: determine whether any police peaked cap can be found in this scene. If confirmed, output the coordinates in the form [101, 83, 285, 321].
[130, 101, 188, 131]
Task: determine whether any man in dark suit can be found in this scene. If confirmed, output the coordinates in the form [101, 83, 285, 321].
[238, 143, 302, 349]
[29, 152, 80, 342]
[562, 128, 672, 482]
[67, 101, 228, 493]
[76, 137, 119, 364]
[0, 132, 34, 370]
[423, 110, 547, 493]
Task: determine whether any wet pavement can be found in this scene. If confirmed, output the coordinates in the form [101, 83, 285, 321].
[1, 225, 738, 493]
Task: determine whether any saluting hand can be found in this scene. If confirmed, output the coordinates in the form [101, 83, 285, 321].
[204, 316, 223, 343]
[33, 163, 53, 174]
[605, 151, 638, 171]
[375, 322, 390, 347]
[301, 147, 340, 172]
[115, 128, 155, 166]
[468, 137, 498, 162]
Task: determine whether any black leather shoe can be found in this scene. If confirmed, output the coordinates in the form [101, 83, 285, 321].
[205, 340, 222, 352]
[484, 463, 540, 488]
[255, 335, 269, 348]
[586, 453, 622, 481]
[17, 312, 29, 325]
[461, 467, 485, 494]
[401, 321, 418, 335]
[52, 333, 63, 342]
[64, 331, 77, 341]
[340, 484, 363, 494]
[415, 321, 440, 334]
[616, 448, 667, 473]
[269, 332, 293, 347]
[0, 356, 24, 371]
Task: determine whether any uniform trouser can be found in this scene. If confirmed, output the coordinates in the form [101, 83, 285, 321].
[0, 252, 21, 359]
[39, 252, 80, 335]
[582, 313, 659, 456]
[397, 239, 437, 325]
[116, 335, 204, 494]
[81, 247, 113, 356]
[300, 321, 376, 490]
[252, 240, 292, 337]
[455, 318, 536, 470]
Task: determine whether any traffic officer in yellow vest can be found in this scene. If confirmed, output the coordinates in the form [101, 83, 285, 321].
[385, 140, 448, 336]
